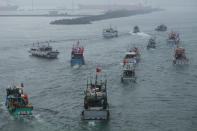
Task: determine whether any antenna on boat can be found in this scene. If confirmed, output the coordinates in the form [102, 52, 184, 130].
[90, 73, 92, 86]
[11, 80, 15, 88]
[95, 73, 97, 86]
[96, 68, 101, 85]
[87, 76, 88, 89]
[104, 73, 107, 90]
[47, 41, 50, 47]
[31, 0, 34, 11]
[99, 73, 102, 86]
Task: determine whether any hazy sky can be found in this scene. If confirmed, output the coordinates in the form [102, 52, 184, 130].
[0, 0, 197, 9]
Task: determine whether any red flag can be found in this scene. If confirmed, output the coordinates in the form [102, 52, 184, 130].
[96, 68, 101, 73]
[21, 83, 24, 87]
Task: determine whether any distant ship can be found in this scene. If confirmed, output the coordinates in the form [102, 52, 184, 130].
[103, 26, 118, 38]
[0, 5, 18, 11]
[78, 4, 151, 10]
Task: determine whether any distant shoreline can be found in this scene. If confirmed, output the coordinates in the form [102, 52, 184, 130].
[0, 14, 91, 17]
[50, 8, 162, 25]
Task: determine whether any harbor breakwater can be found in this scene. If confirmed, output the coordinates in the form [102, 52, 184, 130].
[50, 8, 161, 25]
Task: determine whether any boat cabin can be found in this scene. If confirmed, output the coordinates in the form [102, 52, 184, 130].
[175, 47, 186, 59]
[124, 52, 137, 59]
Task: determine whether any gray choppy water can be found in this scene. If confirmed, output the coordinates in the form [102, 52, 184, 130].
[0, 7, 197, 131]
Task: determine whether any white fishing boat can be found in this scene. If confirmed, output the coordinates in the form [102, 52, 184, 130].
[28, 42, 59, 59]
[103, 26, 118, 38]
[121, 62, 136, 82]
[167, 30, 180, 44]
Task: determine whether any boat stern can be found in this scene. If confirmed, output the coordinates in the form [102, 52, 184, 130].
[71, 58, 85, 66]
[82, 109, 110, 120]
[47, 51, 59, 58]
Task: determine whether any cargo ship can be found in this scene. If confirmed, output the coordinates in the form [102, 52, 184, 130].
[78, 4, 151, 10]
[0, 5, 18, 11]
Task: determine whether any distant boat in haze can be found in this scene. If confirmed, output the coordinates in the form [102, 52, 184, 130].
[0, 5, 18, 11]
[78, 4, 151, 10]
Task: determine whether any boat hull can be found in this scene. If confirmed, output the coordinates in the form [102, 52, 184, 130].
[71, 57, 85, 66]
[167, 39, 180, 44]
[155, 28, 167, 31]
[173, 59, 189, 65]
[29, 51, 59, 59]
[121, 76, 136, 82]
[103, 32, 118, 38]
[147, 45, 156, 49]
[155, 26, 167, 31]
[5, 101, 33, 116]
[133, 30, 140, 33]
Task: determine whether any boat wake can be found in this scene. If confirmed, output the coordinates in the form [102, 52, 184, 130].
[0, 101, 8, 112]
[88, 121, 96, 126]
[72, 64, 80, 69]
[129, 32, 150, 38]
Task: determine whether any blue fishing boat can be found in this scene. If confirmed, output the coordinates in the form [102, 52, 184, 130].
[71, 41, 85, 66]
[155, 24, 167, 31]
[133, 26, 140, 33]
[147, 38, 156, 49]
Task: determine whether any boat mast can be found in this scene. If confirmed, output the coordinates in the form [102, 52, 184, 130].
[31, 0, 34, 11]
[95, 72, 98, 86]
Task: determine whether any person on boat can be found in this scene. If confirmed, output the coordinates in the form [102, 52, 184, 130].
[176, 53, 182, 59]
[133, 47, 138, 52]
[133, 59, 137, 64]
[6, 85, 11, 96]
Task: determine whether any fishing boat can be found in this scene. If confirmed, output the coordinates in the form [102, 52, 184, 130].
[123, 51, 137, 65]
[124, 47, 140, 65]
[155, 24, 167, 31]
[167, 30, 180, 44]
[71, 41, 85, 66]
[121, 62, 136, 82]
[5, 83, 33, 116]
[82, 68, 110, 120]
[103, 26, 118, 38]
[129, 47, 140, 63]
[133, 26, 140, 33]
[147, 37, 156, 49]
[28, 42, 59, 58]
[173, 46, 189, 65]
